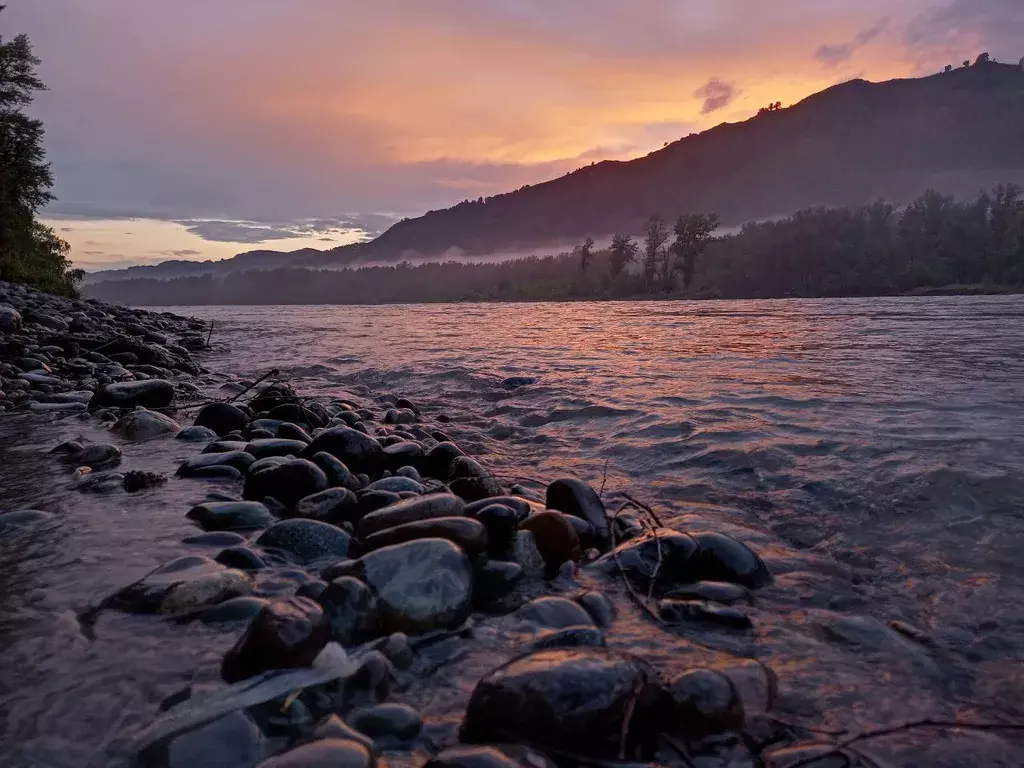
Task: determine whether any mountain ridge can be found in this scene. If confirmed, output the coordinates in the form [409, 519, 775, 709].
[89, 61, 1024, 283]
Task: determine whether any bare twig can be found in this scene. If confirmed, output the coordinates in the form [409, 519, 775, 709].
[620, 491, 664, 527]
[225, 368, 280, 403]
[610, 502, 664, 624]
[619, 690, 637, 759]
[598, 457, 610, 500]
[645, 522, 664, 606]
[205, 320, 214, 349]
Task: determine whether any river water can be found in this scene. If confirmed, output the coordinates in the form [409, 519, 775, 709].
[2, 296, 1024, 766]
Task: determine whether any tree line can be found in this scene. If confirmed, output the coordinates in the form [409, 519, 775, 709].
[0, 7, 81, 296]
[85, 185, 1024, 306]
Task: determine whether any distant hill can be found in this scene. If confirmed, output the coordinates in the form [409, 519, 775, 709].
[90, 61, 1024, 282]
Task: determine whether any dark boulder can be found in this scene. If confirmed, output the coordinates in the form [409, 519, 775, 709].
[176, 425, 219, 441]
[473, 560, 523, 606]
[310, 451, 361, 491]
[318, 576, 379, 645]
[216, 546, 269, 571]
[186, 501, 274, 531]
[194, 402, 248, 436]
[362, 516, 487, 556]
[461, 648, 668, 758]
[449, 456, 502, 502]
[421, 441, 465, 479]
[545, 478, 609, 549]
[89, 379, 174, 409]
[332, 538, 473, 634]
[347, 702, 422, 741]
[689, 531, 773, 589]
[515, 596, 595, 628]
[663, 581, 753, 604]
[243, 458, 329, 508]
[110, 555, 252, 614]
[576, 590, 616, 628]
[473, 503, 520, 555]
[590, 528, 699, 592]
[254, 739, 373, 768]
[221, 596, 331, 683]
[356, 493, 465, 538]
[244, 438, 309, 459]
[465, 496, 532, 519]
[178, 450, 256, 477]
[665, 668, 745, 738]
[518, 511, 582, 568]
[301, 427, 384, 476]
[293, 487, 360, 525]
[197, 596, 272, 626]
[112, 409, 181, 440]
[256, 519, 351, 564]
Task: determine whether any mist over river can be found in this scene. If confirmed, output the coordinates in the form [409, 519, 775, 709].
[2, 295, 1024, 767]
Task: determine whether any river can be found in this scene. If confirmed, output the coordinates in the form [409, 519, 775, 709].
[2, 296, 1023, 766]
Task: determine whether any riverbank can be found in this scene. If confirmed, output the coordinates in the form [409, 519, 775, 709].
[2, 283, 1023, 768]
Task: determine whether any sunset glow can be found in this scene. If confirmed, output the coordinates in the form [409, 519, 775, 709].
[6, 0, 1022, 266]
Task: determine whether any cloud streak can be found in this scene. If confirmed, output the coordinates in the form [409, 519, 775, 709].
[694, 79, 740, 114]
[814, 17, 891, 67]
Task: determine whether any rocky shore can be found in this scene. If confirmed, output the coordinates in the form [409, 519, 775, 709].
[0, 280, 971, 768]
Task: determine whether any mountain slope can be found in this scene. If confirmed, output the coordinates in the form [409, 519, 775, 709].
[89, 61, 1024, 280]
[360, 61, 1024, 258]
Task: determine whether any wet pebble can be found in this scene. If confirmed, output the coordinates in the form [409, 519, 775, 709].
[178, 450, 256, 477]
[362, 515, 488, 556]
[255, 518, 351, 564]
[663, 580, 753, 605]
[518, 511, 582, 569]
[187, 501, 275, 531]
[319, 576, 380, 645]
[665, 668, 745, 739]
[182, 531, 247, 546]
[576, 590, 616, 627]
[657, 599, 753, 629]
[176, 425, 219, 441]
[221, 596, 330, 682]
[193, 402, 248, 436]
[302, 426, 385, 476]
[293, 487, 360, 525]
[356, 493, 465, 538]
[448, 456, 502, 501]
[255, 738, 374, 768]
[215, 546, 268, 571]
[545, 478, 610, 548]
[243, 458, 329, 508]
[112, 409, 181, 440]
[515, 596, 595, 628]
[348, 702, 422, 742]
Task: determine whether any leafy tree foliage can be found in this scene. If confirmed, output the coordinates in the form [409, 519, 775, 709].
[608, 233, 638, 278]
[642, 215, 669, 290]
[671, 213, 720, 291]
[578, 236, 594, 275]
[0, 9, 80, 296]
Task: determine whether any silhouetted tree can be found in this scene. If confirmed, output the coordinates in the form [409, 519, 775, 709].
[608, 232, 638, 278]
[0, 8, 80, 295]
[642, 215, 669, 290]
[671, 212, 721, 290]
[578, 236, 594, 274]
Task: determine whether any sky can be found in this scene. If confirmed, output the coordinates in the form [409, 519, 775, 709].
[4, 0, 1023, 270]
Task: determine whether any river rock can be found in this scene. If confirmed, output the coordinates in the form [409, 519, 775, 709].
[245, 438, 309, 459]
[163, 710, 267, 768]
[663, 581, 753, 604]
[0, 305, 22, 333]
[89, 379, 174, 409]
[508, 530, 546, 578]
[255, 739, 373, 768]
[256, 519, 351, 564]
[689, 531, 773, 588]
[348, 703, 422, 741]
[276, 422, 311, 443]
[221, 596, 331, 683]
[665, 668, 745, 738]
[356, 493, 465, 538]
[448, 456, 502, 502]
[301, 427, 384, 476]
[194, 402, 249, 436]
[362, 516, 487, 555]
[461, 648, 667, 758]
[515, 596, 595, 628]
[319, 576, 379, 645]
[111, 555, 252, 614]
[590, 528, 699, 592]
[310, 451, 361, 491]
[532, 625, 606, 650]
[657, 599, 753, 629]
[576, 590, 617, 627]
[198, 595, 272, 626]
[0, 509, 53, 532]
[334, 538, 473, 634]
[383, 441, 424, 469]
[179, 450, 256, 477]
[465, 496, 532, 519]
[473, 560, 523, 606]
[312, 716, 375, 752]
[422, 441, 465, 479]
[518, 511, 582, 568]
[216, 546, 269, 571]
[473, 503, 520, 555]
[364, 476, 423, 494]
[293, 487, 360, 524]
[358, 490, 401, 516]
[203, 440, 250, 454]
[176, 425, 218, 441]
[187, 501, 274, 531]
[243, 458, 329, 508]
[71, 442, 122, 468]
[112, 409, 181, 440]
[545, 478, 610, 548]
